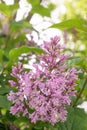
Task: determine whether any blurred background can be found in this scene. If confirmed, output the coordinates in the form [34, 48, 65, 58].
[0, 0, 87, 130]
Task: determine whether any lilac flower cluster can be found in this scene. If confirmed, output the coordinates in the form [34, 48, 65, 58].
[8, 36, 79, 125]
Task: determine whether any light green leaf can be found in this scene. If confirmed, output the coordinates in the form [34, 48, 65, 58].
[0, 49, 4, 62]
[31, 5, 50, 17]
[27, 0, 41, 6]
[50, 19, 87, 32]
[10, 20, 33, 32]
[8, 46, 45, 65]
[27, 0, 54, 16]
[8, 34, 27, 46]
[0, 4, 19, 17]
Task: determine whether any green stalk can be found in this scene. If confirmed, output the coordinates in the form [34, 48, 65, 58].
[73, 77, 87, 107]
[29, 122, 34, 130]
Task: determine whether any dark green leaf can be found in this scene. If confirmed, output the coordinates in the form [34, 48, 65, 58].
[0, 95, 12, 109]
[34, 121, 49, 130]
[0, 123, 5, 130]
[57, 107, 87, 130]
[6, 111, 16, 122]
[14, 116, 29, 125]
[0, 87, 11, 95]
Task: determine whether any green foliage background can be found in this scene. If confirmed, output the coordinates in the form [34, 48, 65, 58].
[0, 0, 87, 129]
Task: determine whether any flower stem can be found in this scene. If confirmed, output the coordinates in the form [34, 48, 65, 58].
[29, 122, 34, 130]
[73, 77, 87, 107]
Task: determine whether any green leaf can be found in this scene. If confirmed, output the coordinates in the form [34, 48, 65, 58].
[0, 123, 5, 130]
[34, 121, 50, 130]
[57, 107, 87, 130]
[10, 20, 32, 32]
[0, 22, 2, 29]
[0, 87, 11, 95]
[0, 49, 4, 62]
[68, 56, 85, 65]
[14, 116, 29, 126]
[50, 19, 87, 32]
[27, 0, 54, 16]
[0, 4, 19, 18]
[0, 95, 12, 109]
[31, 5, 51, 17]
[27, 0, 41, 6]
[6, 111, 16, 122]
[8, 46, 45, 65]
[9, 34, 27, 45]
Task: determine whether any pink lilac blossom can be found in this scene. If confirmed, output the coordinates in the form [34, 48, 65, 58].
[8, 36, 80, 125]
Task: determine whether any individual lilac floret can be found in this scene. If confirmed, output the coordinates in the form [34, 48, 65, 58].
[8, 36, 80, 125]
